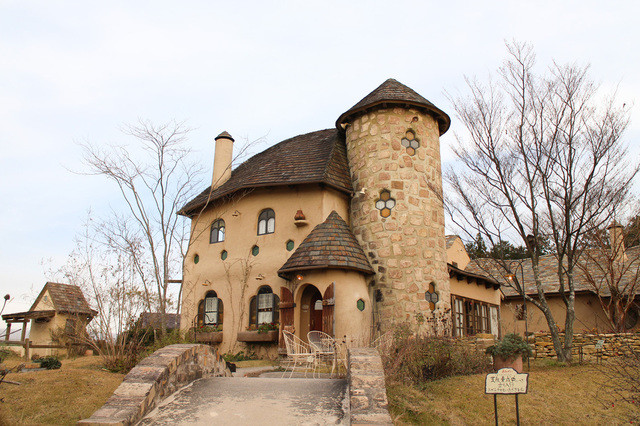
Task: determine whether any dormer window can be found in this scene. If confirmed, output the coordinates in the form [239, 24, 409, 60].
[210, 219, 225, 243]
[257, 209, 275, 235]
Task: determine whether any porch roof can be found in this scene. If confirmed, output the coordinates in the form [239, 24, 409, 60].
[2, 310, 56, 323]
[278, 211, 374, 278]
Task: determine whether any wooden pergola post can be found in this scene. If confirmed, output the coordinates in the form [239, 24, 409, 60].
[5, 322, 10, 341]
[21, 320, 28, 342]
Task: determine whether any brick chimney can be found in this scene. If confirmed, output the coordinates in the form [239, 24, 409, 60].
[212, 131, 234, 189]
[607, 220, 627, 262]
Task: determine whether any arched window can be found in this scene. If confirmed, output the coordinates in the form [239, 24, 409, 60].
[257, 209, 275, 235]
[198, 290, 223, 326]
[248, 286, 280, 326]
[210, 219, 225, 244]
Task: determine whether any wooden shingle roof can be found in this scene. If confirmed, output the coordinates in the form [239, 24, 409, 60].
[466, 245, 640, 298]
[29, 282, 96, 316]
[336, 78, 451, 135]
[179, 129, 352, 217]
[445, 235, 459, 250]
[278, 211, 374, 278]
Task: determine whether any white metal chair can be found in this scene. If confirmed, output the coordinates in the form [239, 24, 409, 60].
[308, 331, 337, 377]
[282, 330, 316, 378]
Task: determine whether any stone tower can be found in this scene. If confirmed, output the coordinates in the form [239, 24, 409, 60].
[336, 79, 451, 335]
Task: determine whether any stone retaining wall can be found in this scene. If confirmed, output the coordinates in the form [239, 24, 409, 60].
[348, 347, 393, 425]
[530, 332, 640, 360]
[78, 344, 230, 426]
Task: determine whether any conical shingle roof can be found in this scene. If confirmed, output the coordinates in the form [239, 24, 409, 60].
[278, 211, 374, 278]
[336, 78, 450, 135]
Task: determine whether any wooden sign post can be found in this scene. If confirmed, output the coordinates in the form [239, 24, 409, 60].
[485, 367, 528, 426]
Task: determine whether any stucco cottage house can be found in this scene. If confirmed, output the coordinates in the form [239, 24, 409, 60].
[2, 282, 96, 357]
[178, 79, 502, 356]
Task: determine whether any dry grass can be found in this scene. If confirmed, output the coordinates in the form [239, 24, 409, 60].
[0, 355, 124, 425]
[234, 359, 276, 368]
[387, 360, 637, 425]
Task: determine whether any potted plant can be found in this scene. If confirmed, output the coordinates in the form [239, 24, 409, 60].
[195, 324, 223, 343]
[237, 322, 279, 343]
[486, 333, 532, 373]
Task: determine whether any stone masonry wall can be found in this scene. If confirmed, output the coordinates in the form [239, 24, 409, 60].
[79, 344, 231, 426]
[345, 108, 450, 334]
[530, 332, 640, 361]
[348, 347, 393, 425]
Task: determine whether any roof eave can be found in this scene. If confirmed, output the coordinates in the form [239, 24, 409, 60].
[179, 181, 353, 218]
[278, 264, 375, 280]
[336, 100, 451, 136]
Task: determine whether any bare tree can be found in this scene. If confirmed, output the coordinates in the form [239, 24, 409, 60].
[578, 219, 640, 332]
[50, 215, 151, 370]
[81, 120, 203, 332]
[446, 41, 638, 361]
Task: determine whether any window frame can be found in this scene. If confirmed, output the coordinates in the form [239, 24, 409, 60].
[257, 209, 275, 235]
[451, 295, 497, 337]
[248, 286, 280, 326]
[199, 290, 224, 326]
[210, 219, 226, 244]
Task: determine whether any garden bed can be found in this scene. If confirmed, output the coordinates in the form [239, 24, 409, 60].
[195, 331, 223, 343]
[236, 330, 278, 343]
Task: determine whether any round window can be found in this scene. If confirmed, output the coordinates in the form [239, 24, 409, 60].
[286, 240, 295, 251]
[357, 299, 365, 311]
[194, 254, 200, 264]
[221, 250, 228, 260]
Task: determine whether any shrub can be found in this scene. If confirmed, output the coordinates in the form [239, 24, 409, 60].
[381, 325, 492, 385]
[486, 333, 532, 361]
[35, 356, 62, 370]
[597, 341, 640, 423]
[223, 351, 258, 362]
[141, 330, 189, 358]
[0, 347, 14, 362]
[246, 322, 279, 333]
[197, 324, 222, 333]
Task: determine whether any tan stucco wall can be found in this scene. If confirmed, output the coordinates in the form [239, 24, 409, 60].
[292, 270, 372, 346]
[446, 237, 470, 270]
[450, 277, 501, 306]
[32, 289, 55, 311]
[29, 290, 65, 356]
[180, 184, 351, 354]
[345, 107, 450, 335]
[27, 312, 88, 357]
[27, 290, 91, 357]
[501, 294, 639, 335]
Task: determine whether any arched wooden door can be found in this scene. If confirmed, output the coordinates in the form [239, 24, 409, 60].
[322, 283, 334, 337]
[279, 287, 294, 352]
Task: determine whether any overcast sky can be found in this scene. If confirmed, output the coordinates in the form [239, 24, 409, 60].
[1, 1, 638, 314]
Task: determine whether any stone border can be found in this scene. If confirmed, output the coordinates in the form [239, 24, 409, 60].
[78, 344, 230, 426]
[530, 331, 640, 360]
[347, 347, 393, 425]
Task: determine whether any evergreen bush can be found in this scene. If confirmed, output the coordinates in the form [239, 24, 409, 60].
[486, 333, 532, 360]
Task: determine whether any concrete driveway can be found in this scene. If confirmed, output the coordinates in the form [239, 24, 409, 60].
[138, 376, 348, 425]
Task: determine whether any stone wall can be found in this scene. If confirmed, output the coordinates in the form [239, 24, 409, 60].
[530, 332, 640, 360]
[79, 344, 230, 426]
[345, 107, 450, 334]
[348, 347, 393, 425]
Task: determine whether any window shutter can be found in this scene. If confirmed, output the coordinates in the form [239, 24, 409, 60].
[249, 296, 257, 326]
[278, 287, 294, 353]
[322, 283, 335, 337]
